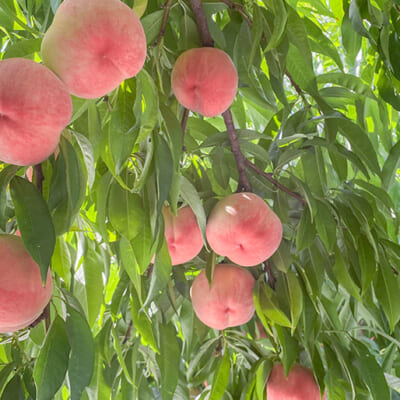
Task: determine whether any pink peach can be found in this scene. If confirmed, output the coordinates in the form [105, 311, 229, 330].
[190, 264, 255, 330]
[0, 58, 72, 166]
[0, 235, 52, 333]
[171, 47, 238, 117]
[41, 0, 147, 99]
[162, 205, 203, 265]
[206, 193, 282, 267]
[267, 363, 324, 400]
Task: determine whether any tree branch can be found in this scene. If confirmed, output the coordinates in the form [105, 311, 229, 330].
[223, 110, 251, 192]
[244, 159, 306, 205]
[152, 0, 172, 47]
[181, 108, 189, 151]
[219, 0, 252, 27]
[189, 0, 214, 47]
[34, 164, 44, 194]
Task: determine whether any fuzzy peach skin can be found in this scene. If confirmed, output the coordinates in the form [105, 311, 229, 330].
[162, 205, 203, 265]
[267, 363, 325, 400]
[41, 0, 147, 99]
[0, 58, 72, 166]
[0, 235, 52, 333]
[190, 264, 255, 330]
[171, 47, 238, 117]
[206, 193, 283, 267]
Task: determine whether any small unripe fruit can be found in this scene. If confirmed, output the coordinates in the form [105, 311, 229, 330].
[41, 0, 147, 99]
[171, 47, 238, 117]
[206, 193, 282, 267]
[267, 363, 324, 400]
[190, 264, 255, 330]
[162, 205, 203, 265]
[0, 235, 52, 333]
[0, 58, 72, 166]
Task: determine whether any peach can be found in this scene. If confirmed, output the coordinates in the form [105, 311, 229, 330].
[190, 264, 255, 330]
[267, 363, 324, 400]
[0, 58, 72, 166]
[41, 0, 147, 99]
[162, 205, 203, 265]
[0, 235, 52, 333]
[171, 47, 238, 117]
[206, 193, 282, 267]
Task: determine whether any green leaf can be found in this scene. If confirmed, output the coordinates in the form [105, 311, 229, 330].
[1, 374, 24, 400]
[262, 0, 287, 52]
[358, 234, 377, 294]
[130, 287, 158, 352]
[33, 316, 70, 400]
[295, 206, 316, 252]
[83, 245, 104, 327]
[108, 180, 144, 240]
[156, 324, 180, 400]
[48, 136, 87, 235]
[382, 140, 400, 190]
[209, 346, 231, 400]
[141, 10, 164, 45]
[352, 340, 391, 400]
[285, 270, 303, 332]
[66, 302, 95, 400]
[314, 200, 336, 252]
[275, 326, 299, 374]
[10, 176, 55, 283]
[374, 254, 400, 332]
[0, 165, 19, 230]
[253, 277, 292, 327]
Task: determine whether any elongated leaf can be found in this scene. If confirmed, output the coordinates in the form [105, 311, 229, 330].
[209, 346, 231, 400]
[34, 316, 70, 400]
[108, 181, 144, 240]
[382, 140, 400, 190]
[358, 234, 377, 293]
[156, 324, 180, 400]
[10, 176, 55, 283]
[0, 165, 18, 230]
[66, 303, 95, 400]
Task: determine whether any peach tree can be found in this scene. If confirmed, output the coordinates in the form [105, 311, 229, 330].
[0, 0, 400, 399]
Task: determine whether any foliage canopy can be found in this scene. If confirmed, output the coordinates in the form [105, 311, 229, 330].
[1, 0, 400, 398]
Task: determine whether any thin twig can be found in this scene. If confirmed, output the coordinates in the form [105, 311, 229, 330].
[264, 260, 276, 289]
[219, 0, 252, 27]
[223, 110, 251, 192]
[34, 164, 44, 194]
[123, 320, 133, 344]
[181, 108, 189, 151]
[189, 0, 214, 47]
[152, 0, 172, 47]
[285, 70, 308, 102]
[244, 159, 306, 205]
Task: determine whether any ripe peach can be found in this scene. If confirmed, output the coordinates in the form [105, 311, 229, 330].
[0, 58, 72, 166]
[206, 193, 282, 267]
[0, 235, 52, 333]
[162, 205, 203, 265]
[171, 47, 238, 117]
[190, 264, 255, 330]
[41, 0, 147, 99]
[267, 363, 324, 400]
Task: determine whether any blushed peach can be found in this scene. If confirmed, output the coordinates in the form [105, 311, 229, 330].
[171, 47, 238, 117]
[206, 193, 282, 267]
[0, 58, 72, 166]
[0, 235, 52, 333]
[267, 363, 324, 400]
[162, 205, 203, 265]
[41, 0, 147, 99]
[190, 264, 255, 330]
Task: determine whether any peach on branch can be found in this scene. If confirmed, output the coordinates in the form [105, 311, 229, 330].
[162, 205, 204, 265]
[206, 192, 282, 267]
[171, 47, 238, 117]
[0, 58, 72, 166]
[190, 264, 255, 330]
[0, 235, 52, 333]
[267, 363, 324, 400]
[41, 0, 147, 99]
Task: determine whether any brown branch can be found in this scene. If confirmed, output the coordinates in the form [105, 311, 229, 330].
[123, 320, 133, 344]
[34, 164, 44, 194]
[29, 302, 51, 330]
[264, 260, 276, 289]
[189, 0, 214, 47]
[285, 70, 308, 102]
[223, 110, 251, 192]
[181, 108, 189, 151]
[219, 0, 252, 27]
[152, 0, 172, 47]
[244, 159, 306, 205]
